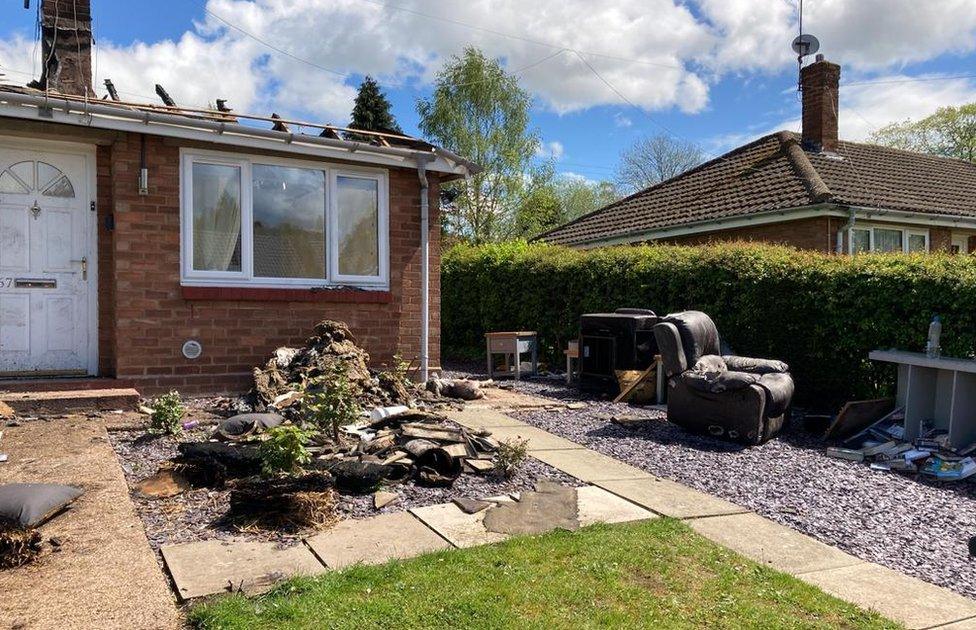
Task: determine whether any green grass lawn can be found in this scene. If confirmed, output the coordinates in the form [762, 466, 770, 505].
[189, 518, 899, 630]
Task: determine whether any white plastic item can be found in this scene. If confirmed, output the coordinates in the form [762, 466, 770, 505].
[370, 405, 410, 422]
[927, 315, 942, 358]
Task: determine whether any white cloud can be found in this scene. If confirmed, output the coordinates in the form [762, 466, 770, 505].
[2, 0, 976, 127]
[614, 113, 633, 128]
[536, 140, 565, 160]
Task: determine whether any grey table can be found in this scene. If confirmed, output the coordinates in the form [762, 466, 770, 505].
[869, 350, 976, 448]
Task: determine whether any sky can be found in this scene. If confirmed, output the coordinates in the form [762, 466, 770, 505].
[2, 0, 976, 185]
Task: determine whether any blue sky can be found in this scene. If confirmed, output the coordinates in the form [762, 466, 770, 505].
[3, 1, 976, 185]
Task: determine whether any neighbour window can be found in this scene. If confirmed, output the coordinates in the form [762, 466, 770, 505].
[182, 153, 388, 287]
[849, 226, 928, 254]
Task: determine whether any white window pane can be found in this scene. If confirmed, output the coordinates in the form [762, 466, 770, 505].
[10, 161, 33, 189]
[874, 228, 903, 253]
[37, 162, 60, 190]
[192, 163, 242, 272]
[908, 233, 927, 253]
[851, 228, 871, 254]
[253, 165, 326, 279]
[336, 176, 379, 277]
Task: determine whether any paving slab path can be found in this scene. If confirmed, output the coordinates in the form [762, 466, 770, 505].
[0, 417, 179, 630]
[444, 402, 976, 630]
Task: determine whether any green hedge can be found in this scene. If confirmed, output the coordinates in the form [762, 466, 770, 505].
[442, 241, 976, 408]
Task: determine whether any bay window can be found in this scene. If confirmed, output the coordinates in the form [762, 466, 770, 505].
[181, 151, 388, 288]
[849, 225, 928, 254]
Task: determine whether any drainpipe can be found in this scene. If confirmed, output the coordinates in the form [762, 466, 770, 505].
[416, 156, 434, 383]
[836, 207, 856, 254]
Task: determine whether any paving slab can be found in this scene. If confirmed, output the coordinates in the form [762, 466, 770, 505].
[576, 485, 658, 526]
[305, 512, 451, 569]
[482, 482, 578, 535]
[0, 417, 178, 630]
[931, 618, 976, 629]
[483, 424, 584, 451]
[688, 512, 862, 575]
[530, 448, 654, 482]
[410, 502, 510, 548]
[799, 562, 976, 629]
[595, 477, 748, 519]
[161, 540, 326, 601]
[0, 387, 140, 414]
[444, 407, 528, 429]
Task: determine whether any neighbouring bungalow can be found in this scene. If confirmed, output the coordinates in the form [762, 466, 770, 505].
[0, 1, 477, 392]
[538, 54, 976, 255]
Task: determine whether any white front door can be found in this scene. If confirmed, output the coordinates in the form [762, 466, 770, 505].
[0, 145, 95, 376]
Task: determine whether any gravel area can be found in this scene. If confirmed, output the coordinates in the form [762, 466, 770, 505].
[107, 410, 578, 551]
[481, 373, 976, 600]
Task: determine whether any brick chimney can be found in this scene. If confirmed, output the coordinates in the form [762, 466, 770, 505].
[800, 54, 841, 153]
[31, 0, 94, 96]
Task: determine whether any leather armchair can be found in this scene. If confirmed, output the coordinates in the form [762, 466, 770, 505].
[654, 311, 793, 445]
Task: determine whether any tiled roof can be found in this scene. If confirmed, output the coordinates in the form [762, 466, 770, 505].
[538, 131, 976, 247]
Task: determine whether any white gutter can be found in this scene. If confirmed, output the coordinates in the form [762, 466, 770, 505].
[416, 155, 434, 383]
[564, 203, 976, 249]
[0, 91, 474, 176]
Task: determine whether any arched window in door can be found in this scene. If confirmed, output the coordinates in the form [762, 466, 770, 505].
[0, 160, 75, 198]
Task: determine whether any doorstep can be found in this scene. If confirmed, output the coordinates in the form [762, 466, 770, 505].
[0, 387, 140, 414]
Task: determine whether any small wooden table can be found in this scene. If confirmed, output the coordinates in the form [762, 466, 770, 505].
[485, 331, 538, 381]
[564, 340, 579, 384]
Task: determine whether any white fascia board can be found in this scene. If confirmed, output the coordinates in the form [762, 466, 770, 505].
[0, 103, 468, 176]
[574, 204, 842, 249]
[572, 204, 976, 249]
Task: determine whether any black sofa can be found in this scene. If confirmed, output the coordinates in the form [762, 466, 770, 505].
[653, 311, 793, 445]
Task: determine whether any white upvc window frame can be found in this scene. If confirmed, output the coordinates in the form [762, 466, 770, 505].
[329, 169, 390, 286]
[848, 224, 929, 254]
[180, 149, 390, 289]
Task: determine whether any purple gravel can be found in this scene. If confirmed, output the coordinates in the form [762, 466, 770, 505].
[108, 415, 578, 550]
[498, 381, 976, 600]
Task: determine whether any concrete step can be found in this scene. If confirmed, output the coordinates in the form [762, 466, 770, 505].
[0, 377, 134, 393]
[0, 388, 141, 415]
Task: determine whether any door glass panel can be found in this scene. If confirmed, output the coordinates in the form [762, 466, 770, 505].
[192, 163, 242, 272]
[42, 175, 75, 198]
[851, 228, 870, 254]
[252, 164, 326, 279]
[336, 175, 379, 277]
[9, 161, 33, 189]
[875, 228, 903, 253]
[37, 162, 61, 191]
[0, 171, 28, 194]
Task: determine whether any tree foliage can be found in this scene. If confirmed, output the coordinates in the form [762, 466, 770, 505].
[513, 175, 620, 238]
[417, 47, 543, 244]
[869, 103, 976, 162]
[349, 76, 402, 134]
[616, 134, 704, 194]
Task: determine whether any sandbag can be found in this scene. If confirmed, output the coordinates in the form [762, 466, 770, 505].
[0, 483, 83, 529]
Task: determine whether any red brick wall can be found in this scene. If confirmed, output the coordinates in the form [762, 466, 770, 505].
[664, 216, 839, 252]
[98, 134, 441, 394]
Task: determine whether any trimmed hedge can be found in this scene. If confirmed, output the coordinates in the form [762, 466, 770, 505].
[442, 241, 976, 408]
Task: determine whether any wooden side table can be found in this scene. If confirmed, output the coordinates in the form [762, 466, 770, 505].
[564, 340, 579, 384]
[485, 331, 538, 381]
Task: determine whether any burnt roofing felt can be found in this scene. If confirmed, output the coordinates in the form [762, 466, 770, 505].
[537, 131, 976, 247]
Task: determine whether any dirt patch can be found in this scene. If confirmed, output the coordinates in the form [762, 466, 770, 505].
[0, 416, 178, 630]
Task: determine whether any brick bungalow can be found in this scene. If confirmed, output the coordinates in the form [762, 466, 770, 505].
[539, 54, 976, 255]
[0, 1, 477, 393]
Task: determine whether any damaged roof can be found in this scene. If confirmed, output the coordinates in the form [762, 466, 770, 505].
[0, 84, 479, 177]
[537, 131, 976, 247]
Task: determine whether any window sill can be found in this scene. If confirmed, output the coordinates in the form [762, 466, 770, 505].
[181, 285, 393, 303]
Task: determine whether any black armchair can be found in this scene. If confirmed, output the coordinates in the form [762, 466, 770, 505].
[653, 311, 793, 445]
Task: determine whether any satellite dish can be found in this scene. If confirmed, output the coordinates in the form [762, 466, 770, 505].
[792, 34, 820, 57]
